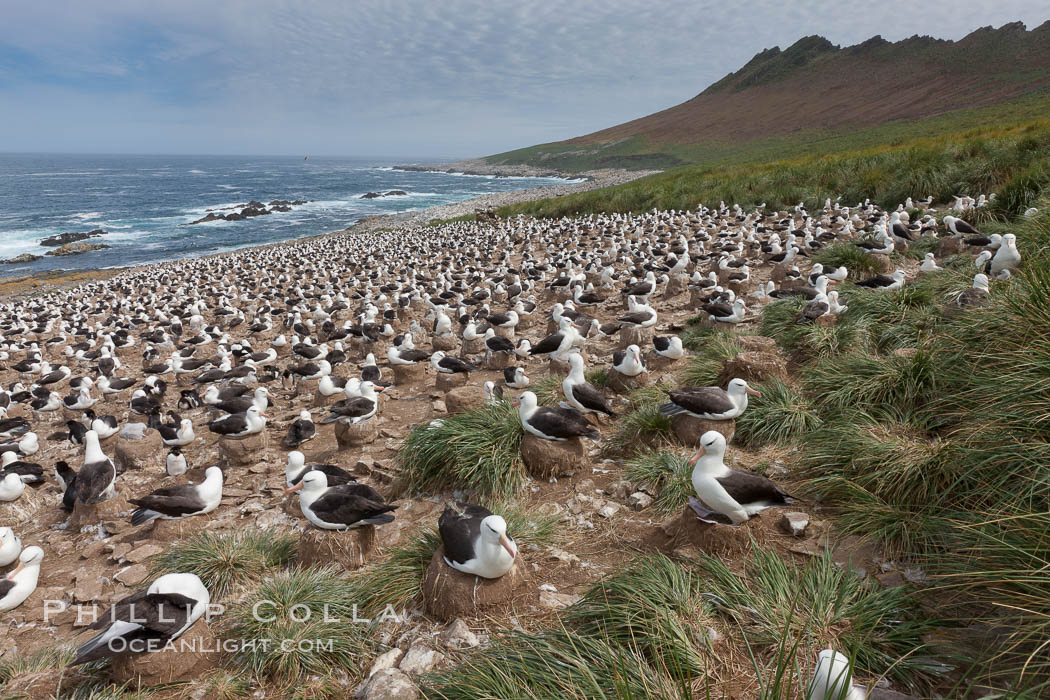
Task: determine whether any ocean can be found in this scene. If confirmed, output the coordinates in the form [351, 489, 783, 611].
[0, 154, 572, 278]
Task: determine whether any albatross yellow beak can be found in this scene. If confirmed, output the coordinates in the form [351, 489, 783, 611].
[499, 533, 516, 559]
[745, 387, 761, 397]
[284, 482, 303, 495]
[6, 562, 24, 580]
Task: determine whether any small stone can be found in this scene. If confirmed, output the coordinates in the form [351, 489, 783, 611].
[125, 544, 164, 563]
[549, 548, 579, 565]
[440, 619, 479, 650]
[538, 583, 558, 592]
[368, 648, 405, 677]
[398, 642, 448, 675]
[778, 512, 810, 537]
[114, 564, 149, 586]
[627, 492, 654, 511]
[431, 400, 446, 413]
[359, 668, 418, 700]
[107, 543, 132, 561]
[597, 503, 620, 518]
[72, 570, 103, 603]
[539, 590, 581, 610]
[607, 480, 633, 500]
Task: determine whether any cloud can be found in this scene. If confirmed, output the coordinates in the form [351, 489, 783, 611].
[1, 0, 1047, 156]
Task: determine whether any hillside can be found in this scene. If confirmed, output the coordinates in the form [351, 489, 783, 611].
[481, 21, 1050, 173]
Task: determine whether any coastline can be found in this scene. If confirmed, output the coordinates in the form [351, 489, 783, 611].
[0, 166, 656, 300]
[347, 167, 657, 231]
[392, 157, 589, 180]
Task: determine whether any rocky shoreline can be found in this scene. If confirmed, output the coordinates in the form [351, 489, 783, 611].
[0, 167, 654, 297]
[394, 158, 585, 179]
[349, 167, 657, 231]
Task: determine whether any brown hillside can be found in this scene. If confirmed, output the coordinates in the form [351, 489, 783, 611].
[566, 21, 1050, 147]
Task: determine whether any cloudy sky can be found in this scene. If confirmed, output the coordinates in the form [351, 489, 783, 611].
[1, 1, 1047, 158]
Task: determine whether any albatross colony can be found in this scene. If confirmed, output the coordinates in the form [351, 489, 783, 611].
[0, 192, 1018, 696]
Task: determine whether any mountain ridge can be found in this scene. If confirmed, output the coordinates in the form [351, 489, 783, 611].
[481, 21, 1050, 172]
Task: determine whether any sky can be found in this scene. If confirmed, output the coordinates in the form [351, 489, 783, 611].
[1, 1, 1048, 159]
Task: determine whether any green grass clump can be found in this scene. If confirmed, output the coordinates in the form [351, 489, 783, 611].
[423, 627, 695, 699]
[564, 555, 714, 674]
[802, 348, 938, 418]
[897, 236, 939, 260]
[625, 450, 693, 514]
[812, 243, 882, 278]
[735, 379, 821, 447]
[696, 545, 947, 690]
[195, 671, 252, 700]
[224, 567, 376, 683]
[149, 530, 297, 599]
[531, 374, 563, 406]
[759, 297, 867, 358]
[423, 555, 711, 699]
[425, 550, 943, 697]
[395, 401, 526, 497]
[586, 367, 610, 388]
[602, 385, 673, 457]
[676, 332, 740, 387]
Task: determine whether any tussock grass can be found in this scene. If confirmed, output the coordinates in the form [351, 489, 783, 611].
[500, 113, 1050, 217]
[423, 627, 696, 699]
[423, 555, 710, 699]
[425, 550, 944, 696]
[0, 646, 77, 699]
[586, 367, 610, 388]
[196, 671, 251, 700]
[697, 545, 946, 690]
[225, 567, 375, 682]
[351, 528, 442, 616]
[802, 348, 938, 417]
[676, 332, 740, 387]
[564, 555, 714, 674]
[897, 236, 939, 260]
[812, 243, 882, 278]
[788, 197, 1050, 688]
[63, 683, 155, 700]
[602, 385, 673, 457]
[395, 401, 525, 497]
[0, 646, 76, 682]
[149, 530, 297, 599]
[531, 374, 562, 406]
[735, 379, 821, 447]
[760, 297, 868, 359]
[625, 450, 692, 514]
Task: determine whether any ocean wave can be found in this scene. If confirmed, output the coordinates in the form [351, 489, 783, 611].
[188, 169, 207, 174]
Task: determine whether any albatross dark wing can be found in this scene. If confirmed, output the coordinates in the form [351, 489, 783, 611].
[439, 502, 492, 565]
[310, 483, 397, 526]
[72, 591, 199, 665]
[717, 470, 792, 506]
[661, 386, 735, 417]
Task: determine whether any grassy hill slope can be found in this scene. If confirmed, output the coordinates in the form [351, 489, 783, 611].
[483, 22, 1050, 173]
